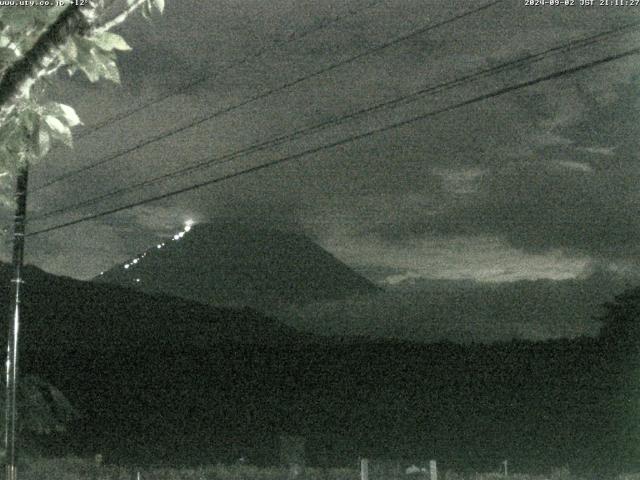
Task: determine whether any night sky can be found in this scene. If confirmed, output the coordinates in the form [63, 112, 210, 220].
[7, 0, 640, 342]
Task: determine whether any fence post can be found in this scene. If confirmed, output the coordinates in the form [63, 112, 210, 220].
[502, 460, 508, 477]
[361, 458, 369, 480]
[280, 435, 305, 479]
[429, 460, 437, 480]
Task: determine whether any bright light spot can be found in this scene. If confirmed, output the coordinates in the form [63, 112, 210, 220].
[185, 219, 194, 227]
[135, 278, 141, 283]
[178, 231, 185, 238]
[132, 259, 139, 264]
[157, 244, 162, 249]
[124, 264, 130, 269]
[173, 234, 180, 240]
[184, 225, 192, 232]
[100, 272, 104, 275]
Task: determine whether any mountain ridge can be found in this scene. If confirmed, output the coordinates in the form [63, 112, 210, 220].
[94, 223, 379, 311]
[0, 263, 313, 349]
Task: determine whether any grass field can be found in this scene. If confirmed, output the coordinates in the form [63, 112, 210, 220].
[10, 458, 640, 480]
[16, 458, 357, 480]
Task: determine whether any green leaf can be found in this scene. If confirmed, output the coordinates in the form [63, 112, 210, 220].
[90, 32, 131, 52]
[62, 38, 78, 62]
[37, 129, 50, 157]
[0, 119, 17, 139]
[18, 108, 38, 132]
[0, 118, 21, 152]
[66, 65, 78, 76]
[152, 0, 165, 14]
[75, 38, 122, 84]
[43, 115, 72, 148]
[43, 115, 65, 135]
[102, 58, 121, 84]
[58, 104, 82, 127]
[75, 38, 101, 82]
[44, 103, 82, 128]
[77, 53, 101, 82]
[0, 148, 14, 174]
[78, 64, 100, 82]
[142, 0, 153, 19]
[91, 49, 120, 84]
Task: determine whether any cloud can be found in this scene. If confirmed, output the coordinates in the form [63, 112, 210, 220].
[278, 271, 631, 343]
[21, 0, 640, 283]
[324, 232, 591, 283]
[384, 271, 421, 286]
[432, 167, 484, 195]
[553, 160, 593, 173]
[334, 72, 640, 265]
[367, 165, 638, 260]
[578, 146, 615, 156]
[24, 220, 131, 280]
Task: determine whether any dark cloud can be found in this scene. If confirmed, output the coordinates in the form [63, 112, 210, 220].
[11, 0, 640, 288]
[357, 74, 640, 262]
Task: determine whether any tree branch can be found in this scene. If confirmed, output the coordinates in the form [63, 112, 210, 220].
[0, 0, 146, 121]
[93, 0, 147, 34]
[0, 3, 95, 118]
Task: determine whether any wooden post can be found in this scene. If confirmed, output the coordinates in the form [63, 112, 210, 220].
[360, 458, 369, 480]
[429, 460, 437, 480]
[502, 460, 508, 477]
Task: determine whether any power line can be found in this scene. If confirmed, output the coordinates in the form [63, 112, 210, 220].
[30, 22, 639, 222]
[72, 0, 383, 140]
[26, 46, 640, 238]
[31, 25, 629, 220]
[32, 0, 505, 192]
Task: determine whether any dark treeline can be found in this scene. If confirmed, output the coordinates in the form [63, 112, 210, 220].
[23, 337, 640, 474]
[2, 266, 640, 474]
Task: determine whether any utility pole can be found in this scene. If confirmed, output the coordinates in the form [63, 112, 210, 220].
[4, 164, 29, 480]
[0, 7, 87, 479]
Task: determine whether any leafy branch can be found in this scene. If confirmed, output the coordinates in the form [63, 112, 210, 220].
[0, 0, 166, 180]
[95, 0, 164, 34]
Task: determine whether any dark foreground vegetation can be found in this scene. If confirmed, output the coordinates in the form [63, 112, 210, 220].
[0, 266, 639, 475]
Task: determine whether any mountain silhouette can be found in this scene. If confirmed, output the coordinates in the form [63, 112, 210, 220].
[94, 223, 379, 311]
[0, 263, 309, 350]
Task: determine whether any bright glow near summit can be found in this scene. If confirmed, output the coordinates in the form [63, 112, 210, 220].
[121, 221, 196, 275]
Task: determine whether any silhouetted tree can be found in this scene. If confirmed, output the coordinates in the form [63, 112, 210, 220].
[0, 374, 79, 458]
[597, 287, 640, 347]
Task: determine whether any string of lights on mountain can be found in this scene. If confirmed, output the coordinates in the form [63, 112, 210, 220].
[98, 219, 195, 283]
